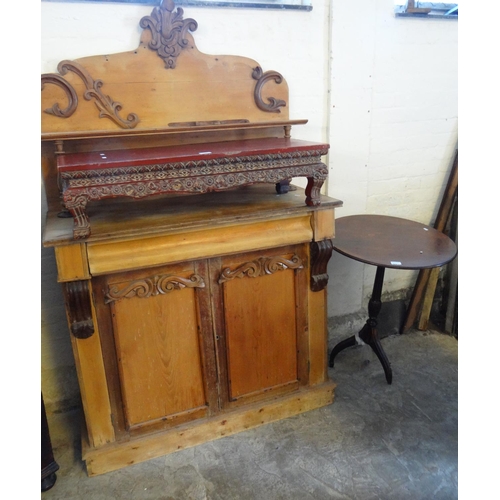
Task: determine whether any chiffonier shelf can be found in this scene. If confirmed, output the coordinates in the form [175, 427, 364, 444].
[41, 0, 341, 476]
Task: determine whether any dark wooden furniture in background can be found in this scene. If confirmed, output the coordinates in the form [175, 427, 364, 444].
[328, 215, 457, 384]
[42, 1, 340, 476]
[41, 394, 59, 492]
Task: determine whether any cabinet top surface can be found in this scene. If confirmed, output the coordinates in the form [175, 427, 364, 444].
[43, 185, 342, 247]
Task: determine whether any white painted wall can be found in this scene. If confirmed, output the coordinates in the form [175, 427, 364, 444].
[327, 0, 457, 317]
[40, 0, 457, 410]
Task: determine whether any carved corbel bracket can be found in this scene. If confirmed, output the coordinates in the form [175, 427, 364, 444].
[310, 239, 334, 292]
[63, 280, 95, 339]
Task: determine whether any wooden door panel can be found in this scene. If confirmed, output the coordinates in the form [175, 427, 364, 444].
[105, 265, 208, 430]
[219, 247, 306, 404]
[111, 289, 204, 426]
[224, 270, 298, 399]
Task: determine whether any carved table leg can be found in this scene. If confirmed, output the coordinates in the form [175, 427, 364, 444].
[63, 193, 91, 239]
[329, 266, 393, 384]
[305, 173, 325, 207]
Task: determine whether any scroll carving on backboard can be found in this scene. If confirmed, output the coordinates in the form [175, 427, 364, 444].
[42, 60, 140, 129]
[41, 73, 78, 118]
[41, 0, 292, 134]
[252, 67, 287, 113]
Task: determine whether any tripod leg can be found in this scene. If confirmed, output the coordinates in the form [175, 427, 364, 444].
[329, 321, 371, 368]
[360, 328, 393, 384]
[329, 267, 393, 383]
[329, 335, 356, 367]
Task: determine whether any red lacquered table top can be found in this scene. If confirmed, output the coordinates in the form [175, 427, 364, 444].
[57, 137, 330, 172]
[333, 215, 457, 270]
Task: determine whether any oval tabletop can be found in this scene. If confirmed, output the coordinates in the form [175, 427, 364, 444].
[333, 215, 457, 270]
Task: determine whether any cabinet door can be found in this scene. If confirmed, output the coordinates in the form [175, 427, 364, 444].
[94, 260, 217, 436]
[213, 244, 309, 408]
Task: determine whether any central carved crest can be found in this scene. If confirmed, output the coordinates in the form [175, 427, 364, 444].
[140, 0, 198, 69]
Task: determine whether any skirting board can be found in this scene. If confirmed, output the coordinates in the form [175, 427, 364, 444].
[83, 381, 336, 476]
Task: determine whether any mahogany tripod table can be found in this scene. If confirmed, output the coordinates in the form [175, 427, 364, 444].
[328, 215, 457, 384]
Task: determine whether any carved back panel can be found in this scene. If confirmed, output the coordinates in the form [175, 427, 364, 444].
[41, 0, 290, 139]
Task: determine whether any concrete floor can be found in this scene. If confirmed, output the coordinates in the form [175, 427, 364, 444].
[42, 328, 458, 500]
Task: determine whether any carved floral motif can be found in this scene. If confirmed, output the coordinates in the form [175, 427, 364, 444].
[105, 273, 205, 303]
[140, 0, 198, 69]
[60, 149, 329, 185]
[63, 163, 327, 200]
[61, 154, 328, 239]
[219, 255, 303, 284]
[59, 60, 140, 128]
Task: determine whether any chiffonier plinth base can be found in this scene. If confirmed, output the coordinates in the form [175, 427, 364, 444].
[82, 382, 336, 477]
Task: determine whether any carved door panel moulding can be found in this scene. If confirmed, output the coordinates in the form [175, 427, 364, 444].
[218, 254, 303, 284]
[105, 273, 205, 303]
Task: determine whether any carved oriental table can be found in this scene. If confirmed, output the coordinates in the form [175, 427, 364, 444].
[57, 138, 329, 239]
